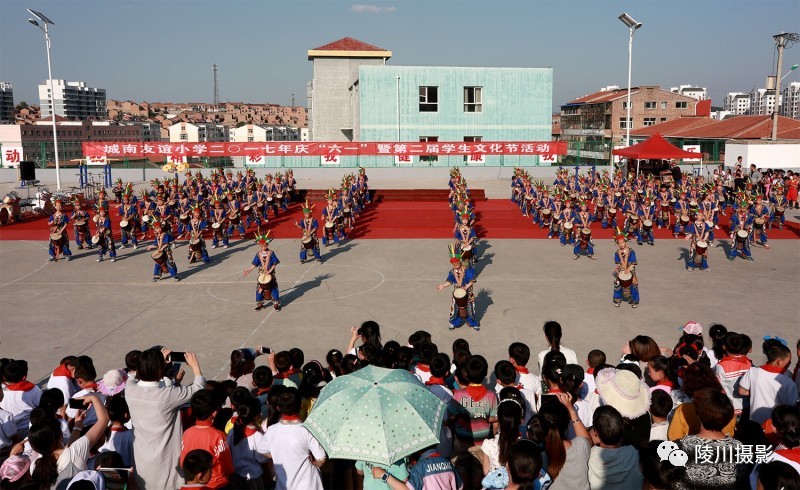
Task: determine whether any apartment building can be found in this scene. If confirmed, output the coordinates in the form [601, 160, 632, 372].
[670, 85, 708, 100]
[0, 83, 13, 123]
[723, 92, 752, 115]
[781, 81, 800, 119]
[38, 80, 107, 119]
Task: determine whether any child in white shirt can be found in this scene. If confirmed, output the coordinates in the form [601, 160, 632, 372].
[739, 339, 799, 425]
[0, 359, 42, 437]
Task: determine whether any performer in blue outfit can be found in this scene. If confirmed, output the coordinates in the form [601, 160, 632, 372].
[613, 230, 639, 308]
[47, 199, 72, 262]
[729, 205, 754, 261]
[71, 199, 93, 250]
[454, 212, 478, 267]
[321, 190, 341, 247]
[93, 204, 116, 262]
[437, 245, 479, 331]
[296, 200, 323, 263]
[685, 214, 712, 271]
[750, 198, 771, 249]
[147, 218, 180, 282]
[209, 196, 230, 249]
[244, 230, 281, 311]
[118, 191, 139, 249]
[187, 205, 212, 264]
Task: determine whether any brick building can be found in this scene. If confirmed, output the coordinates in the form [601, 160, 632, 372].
[560, 85, 698, 165]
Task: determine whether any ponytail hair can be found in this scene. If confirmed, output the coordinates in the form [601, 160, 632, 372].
[536, 401, 569, 480]
[543, 321, 562, 352]
[28, 418, 63, 487]
[496, 398, 523, 466]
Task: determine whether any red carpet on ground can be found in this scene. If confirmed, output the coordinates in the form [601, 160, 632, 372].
[1, 192, 799, 241]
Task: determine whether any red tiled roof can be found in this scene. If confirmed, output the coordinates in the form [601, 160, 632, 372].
[311, 37, 387, 52]
[631, 115, 800, 140]
[567, 89, 633, 105]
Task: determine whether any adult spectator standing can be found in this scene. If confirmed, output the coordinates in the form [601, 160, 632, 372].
[126, 348, 206, 489]
[669, 161, 683, 187]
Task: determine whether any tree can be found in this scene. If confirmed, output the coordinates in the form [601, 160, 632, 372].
[15, 101, 29, 110]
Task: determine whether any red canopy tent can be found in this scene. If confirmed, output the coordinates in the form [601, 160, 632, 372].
[612, 133, 702, 176]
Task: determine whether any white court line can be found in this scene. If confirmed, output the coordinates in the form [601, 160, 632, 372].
[0, 260, 50, 289]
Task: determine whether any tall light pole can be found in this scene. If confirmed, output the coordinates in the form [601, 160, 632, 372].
[28, 8, 61, 191]
[618, 12, 642, 174]
[771, 33, 799, 140]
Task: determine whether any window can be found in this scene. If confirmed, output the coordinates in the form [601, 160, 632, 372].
[419, 136, 438, 162]
[247, 136, 254, 142]
[619, 117, 632, 129]
[644, 101, 656, 109]
[660, 117, 668, 122]
[676, 101, 688, 109]
[464, 87, 482, 112]
[644, 117, 656, 126]
[464, 136, 483, 163]
[180, 133, 187, 141]
[622, 101, 628, 109]
[661, 102, 668, 109]
[419, 86, 438, 112]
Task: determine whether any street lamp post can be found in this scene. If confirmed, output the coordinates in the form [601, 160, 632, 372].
[618, 12, 642, 175]
[770, 32, 799, 141]
[28, 8, 61, 191]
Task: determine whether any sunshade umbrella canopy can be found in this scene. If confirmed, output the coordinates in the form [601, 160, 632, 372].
[303, 365, 446, 466]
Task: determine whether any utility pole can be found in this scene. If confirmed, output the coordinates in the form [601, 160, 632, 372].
[291, 93, 295, 107]
[771, 32, 799, 140]
[212, 63, 219, 107]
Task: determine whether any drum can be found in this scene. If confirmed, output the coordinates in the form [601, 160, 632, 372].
[660, 202, 670, 213]
[608, 208, 617, 219]
[525, 195, 534, 201]
[541, 208, 552, 225]
[211, 222, 221, 230]
[257, 273, 275, 291]
[75, 220, 86, 227]
[91, 234, 101, 245]
[168, 200, 177, 207]
[141, 215, 152, 224]
[775, 206, 785, 217]
[453, 288, 469, 315]
[266, 196, 274, 203]
[50, 233, 64, 247]
[93, 214, 100, 223]
[643, 219, 653, 232]
[276, 193, 283, 200]
[705, 220, 714, 230]
[242, 204, 252, 214]
[461, 245, 473, 261]
[120, 220, 131, 231]
[0, 206, 9, 226]
[695, 240, 708, 257]
[302, 236, 315, 249]
[580, 228, 591, 244]
[180, 213, 190, 225]
[151, 250, 166, 265]
[628, 215, 639, 222]
[229, 211, 240, 225]
[679, 215, 690, 226]
[596, 203, 605, 214]
[689, 200, 698, 209]
[614, 192, 622, 199]
[324, 221, 335, 237]
[563, 222, 574, 231]
[189, 237, 202, 252]
[617, 271, 633, 288]
[754, 217, 765, 230]
[736, 230, 749, 243]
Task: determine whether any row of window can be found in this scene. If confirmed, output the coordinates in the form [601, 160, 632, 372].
[618, 117, 668, 129]
[419, 86, 483, 113]
[623, 101, 689, 110]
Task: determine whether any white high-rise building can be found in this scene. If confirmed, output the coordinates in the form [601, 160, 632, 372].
[670, 84, 708, 100]
[723, 92, 752, 115]
[781, 81, 800, 120]
[38, 80, 107, 119]
[168, 121, 228, 142]
[0, 82, 13, 123]
[229, 124, 300, 142]
[751, 89, 778, 116]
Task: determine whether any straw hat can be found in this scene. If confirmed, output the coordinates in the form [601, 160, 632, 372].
[97, 369, 128, 397]
[596, 367, 650, 418]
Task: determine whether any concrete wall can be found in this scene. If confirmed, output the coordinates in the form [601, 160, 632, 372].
[310, 57, 385, 141]
[724, 141, 800, 171]
[357, 66, 552, 166]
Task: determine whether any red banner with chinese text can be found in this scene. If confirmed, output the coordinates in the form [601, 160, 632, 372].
[82, 141, 566, 158]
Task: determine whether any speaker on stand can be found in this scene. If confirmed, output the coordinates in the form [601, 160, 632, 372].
[19, 161, 37, 182]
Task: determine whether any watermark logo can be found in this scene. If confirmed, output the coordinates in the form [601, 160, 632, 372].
[657, 441, 689, 467]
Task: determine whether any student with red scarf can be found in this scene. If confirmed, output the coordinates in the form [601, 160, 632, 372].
[0, 360, 42, 437]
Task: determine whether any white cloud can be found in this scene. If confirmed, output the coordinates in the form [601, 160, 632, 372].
[351, 4, 396, 13]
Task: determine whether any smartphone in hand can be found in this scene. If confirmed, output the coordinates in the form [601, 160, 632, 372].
[68, 398, 85, 410]
[169, 351, 187, 363]
[260, 346, 271, 355]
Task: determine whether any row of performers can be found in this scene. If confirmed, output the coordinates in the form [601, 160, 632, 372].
[511, 166, 792, 206]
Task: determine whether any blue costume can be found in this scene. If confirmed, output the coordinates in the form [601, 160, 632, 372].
[47, 210, 72, 260]
[209, 205, 230, 248]
[118, 202, 139, 247]
[729, 211, 753, 260]
[151, 230, 179, 281]
[321, 203, 341, 246]
[298, 216, 323, 262]
[770, 194, 787, 229]
[186, 215, 211, 263]
[226, 199, 246, 239]
[251, 248, 281, 310]
[685, 220, 713, 270]
[71, 206, 93, 250]
[94, 213, 116, 261]
[750, 203, 770, 247]
[445, 264, 479, 330]
[613, 245, 639, 307]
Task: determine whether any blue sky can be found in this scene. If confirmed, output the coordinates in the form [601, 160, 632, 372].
[1, 0, 799, 110]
